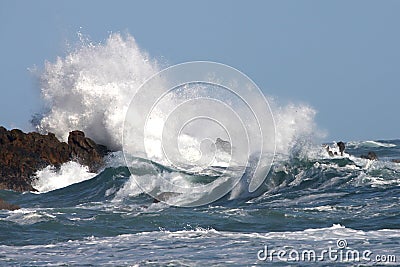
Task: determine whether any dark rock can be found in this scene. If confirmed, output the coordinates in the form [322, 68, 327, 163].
[337, 141, 345, 156]
[68, 130, 109, 172]
[0, 127, 109, 192]
[215, 138, 231, 153]
[392, 159, 400, 163]
[361, 151, 378, 160]
[0, 198, 20, 211]
[152, 192, 182, 203]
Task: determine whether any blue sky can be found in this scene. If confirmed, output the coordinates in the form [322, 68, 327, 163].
[0, 0, 399, 141]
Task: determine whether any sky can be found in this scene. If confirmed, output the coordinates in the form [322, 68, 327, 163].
[0, 0, 399, 142]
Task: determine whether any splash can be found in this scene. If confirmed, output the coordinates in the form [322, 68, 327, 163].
[35, 32, 322, 157]
[32, 161, 96, 193]
[35, 33, 159, 150]
[33, 32, 324, 201]
[272, 100, 323, 156]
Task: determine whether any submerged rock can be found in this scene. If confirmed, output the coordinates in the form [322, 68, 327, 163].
[361, 151, 378, 160]
[0, 198, 20, 211]
[152, 192, 182, 203]
[0, 127, 109, 192]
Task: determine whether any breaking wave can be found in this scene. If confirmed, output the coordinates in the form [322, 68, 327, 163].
[34, 32, 323, 158]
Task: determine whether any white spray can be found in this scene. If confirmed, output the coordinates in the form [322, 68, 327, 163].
[33, 32, 324, 195]
[36, 33, 159, 151]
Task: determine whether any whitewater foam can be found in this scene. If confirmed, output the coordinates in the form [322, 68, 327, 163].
[272, 101, 325, 156]
[2, 209, 57, 225]
[32, 161, 96, 193]
[0, 225, 398, 265]
[31, 32, 328, 203]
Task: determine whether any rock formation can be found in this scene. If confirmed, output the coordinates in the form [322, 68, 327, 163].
[361, 151, 378, 161]
[215, 138, 231, 153]
[152, 192, 182, 204]
[337, 142, 345, 156]
[0, 127, 109, 192]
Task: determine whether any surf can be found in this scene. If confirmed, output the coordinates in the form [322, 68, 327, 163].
[30, 32, 327, 202]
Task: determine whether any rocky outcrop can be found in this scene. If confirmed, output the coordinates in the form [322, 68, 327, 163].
[0, 127, 109, 192]
[67, 130, 109, 171]
[337, 142, 346, 156]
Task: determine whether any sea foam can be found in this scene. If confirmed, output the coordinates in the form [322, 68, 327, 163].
[32, 161, 96, 193]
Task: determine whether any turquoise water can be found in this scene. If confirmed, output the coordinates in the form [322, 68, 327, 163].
[0, 140, 399, 266]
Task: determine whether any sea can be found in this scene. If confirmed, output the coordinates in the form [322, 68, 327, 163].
[0, 33, 399, 266]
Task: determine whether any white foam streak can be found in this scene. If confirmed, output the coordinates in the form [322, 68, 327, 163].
[348, 140, 397, 149]
[32, 161, 96, 193]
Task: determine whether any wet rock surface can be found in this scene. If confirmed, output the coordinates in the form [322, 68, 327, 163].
[0, 127, 109, 192]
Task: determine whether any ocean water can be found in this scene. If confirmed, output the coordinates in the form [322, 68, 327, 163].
[1, 33, 399, 265]
[1, 141, 399, 266]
